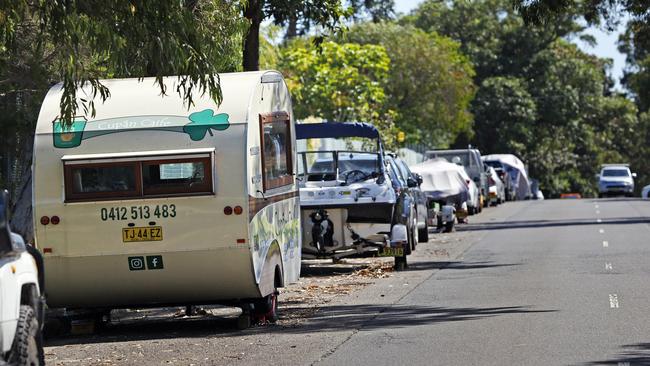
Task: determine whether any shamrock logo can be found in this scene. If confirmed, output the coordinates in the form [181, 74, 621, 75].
[183, 109, 230, 141]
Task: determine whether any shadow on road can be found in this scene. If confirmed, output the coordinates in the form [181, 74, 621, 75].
[581, 342, 650, 365]
[458, 217, 650, 232]
[407, 261, 520, 271]
[45, 304, 556, 347]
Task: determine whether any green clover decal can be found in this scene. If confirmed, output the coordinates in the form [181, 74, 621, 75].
[184, 109, 230, 141]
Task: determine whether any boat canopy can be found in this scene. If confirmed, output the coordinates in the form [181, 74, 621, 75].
[295, 122, 380, 140]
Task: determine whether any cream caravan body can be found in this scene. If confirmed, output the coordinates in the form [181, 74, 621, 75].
[32, 71, 300, 312]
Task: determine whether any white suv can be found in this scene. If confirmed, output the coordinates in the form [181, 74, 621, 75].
[598, 165, 636, 197]
[0, 190, 44, 365]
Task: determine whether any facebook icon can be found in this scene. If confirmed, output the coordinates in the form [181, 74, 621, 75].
[146, 255, 164, 270]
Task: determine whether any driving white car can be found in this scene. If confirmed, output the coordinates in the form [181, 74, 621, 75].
[597, 164, 636, 197]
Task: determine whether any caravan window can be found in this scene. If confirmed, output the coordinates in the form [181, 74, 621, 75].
[142, 158, 212, 196]
[260, 112, 293, 191]
[64, 155, 213, 202]
[66, 163, 139, 200]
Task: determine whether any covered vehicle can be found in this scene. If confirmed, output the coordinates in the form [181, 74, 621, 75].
[410, 158, 471, 230]
[483, 154, 531, 200]
[426, 148, 487, 212]
[296, 122, 411, 269]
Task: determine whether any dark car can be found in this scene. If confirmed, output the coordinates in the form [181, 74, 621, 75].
[386, 155, 430, 248]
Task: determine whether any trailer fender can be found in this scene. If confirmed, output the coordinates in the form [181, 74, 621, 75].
[258, 241, 283, 297]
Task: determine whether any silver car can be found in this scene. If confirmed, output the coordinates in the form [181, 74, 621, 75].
[597, 164, 636, 197]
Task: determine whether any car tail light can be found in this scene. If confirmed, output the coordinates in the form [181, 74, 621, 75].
[233, 206, 243, 215]
[224, 206, 233, 215]
[43, 248, 53, 254]
[50, 216, 60, 225]
[40, 216, 50, 225]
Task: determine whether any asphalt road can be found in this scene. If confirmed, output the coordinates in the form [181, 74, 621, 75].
[45, 198, 650, 365]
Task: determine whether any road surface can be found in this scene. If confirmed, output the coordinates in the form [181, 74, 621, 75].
[45, 198, 650, 365]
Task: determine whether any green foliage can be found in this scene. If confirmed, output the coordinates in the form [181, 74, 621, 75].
[408, 0, 644, 197]
[0, 1, 245, 198]
[344, 22, 476, 147]
[280, 40, 392, 126]
[0, 1, 246, 125]
[473, 77, 536, 157]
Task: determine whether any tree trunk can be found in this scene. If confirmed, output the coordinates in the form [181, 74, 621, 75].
[284, 15, 298, 41]
[243, 0, 262, 71]
[10, 135, 34, 244]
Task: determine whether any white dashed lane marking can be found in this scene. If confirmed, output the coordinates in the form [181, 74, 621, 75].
[605, 263, 612, 270]
[599, 229, 605, 234]
[595, 204, 599, 209]
[597, 219, 602, 223]
[596, 210, 601, 214]
[609, 294, 620, 308]
[603, 241, 609, 247]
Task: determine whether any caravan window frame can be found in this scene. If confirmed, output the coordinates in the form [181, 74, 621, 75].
[259, 111, 293, 191]
[63, 154, 214, 202]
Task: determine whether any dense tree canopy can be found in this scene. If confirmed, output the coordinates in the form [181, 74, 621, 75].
[407, 0, 648, 197]
[279, 40, 394, 138]
[344, 22, 476, 147]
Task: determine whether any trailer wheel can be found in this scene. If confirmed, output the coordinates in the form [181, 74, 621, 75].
[8, 305, 44, 366]
[418, 222, 429, 243]
[394, 255, 407, 271]
[444, 221, 454, 233]
[237, 313, 252, 330]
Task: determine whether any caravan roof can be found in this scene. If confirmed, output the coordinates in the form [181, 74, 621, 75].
[35, 71, 284, 135]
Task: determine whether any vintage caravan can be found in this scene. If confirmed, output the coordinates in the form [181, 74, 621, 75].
[32, 71, 300, 324]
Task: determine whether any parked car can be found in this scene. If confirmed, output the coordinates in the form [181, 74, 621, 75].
[597, 164, 636, 197]
[296, 122, 412, 270]
[483, 154, 531, 200]
[426, 147, 487, 211]
[483, 159, 515, 201]
[0, 190, 45, 365]
[486, 166, 506, 206]
[389, 154, 430, 242]
[642, 184, 650, 199]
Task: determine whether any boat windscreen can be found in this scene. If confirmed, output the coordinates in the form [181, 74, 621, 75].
[298, 151, 381, 183]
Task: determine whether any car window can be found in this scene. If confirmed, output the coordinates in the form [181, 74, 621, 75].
[387, 159, 405, 186]
[602, 169, 629, 177]
[395, 159, 412, 182]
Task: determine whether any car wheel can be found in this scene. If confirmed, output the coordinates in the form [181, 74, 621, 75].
[8, 305, 44, 366]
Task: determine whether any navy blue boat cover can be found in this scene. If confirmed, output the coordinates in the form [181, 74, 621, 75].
[295, 122, 380, 140]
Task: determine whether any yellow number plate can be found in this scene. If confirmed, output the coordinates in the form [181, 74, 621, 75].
[379, 247, 404, 257]
[122, 226, 163, 242]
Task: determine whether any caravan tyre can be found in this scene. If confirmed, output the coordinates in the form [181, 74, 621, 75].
[8, 305, 44, 366]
